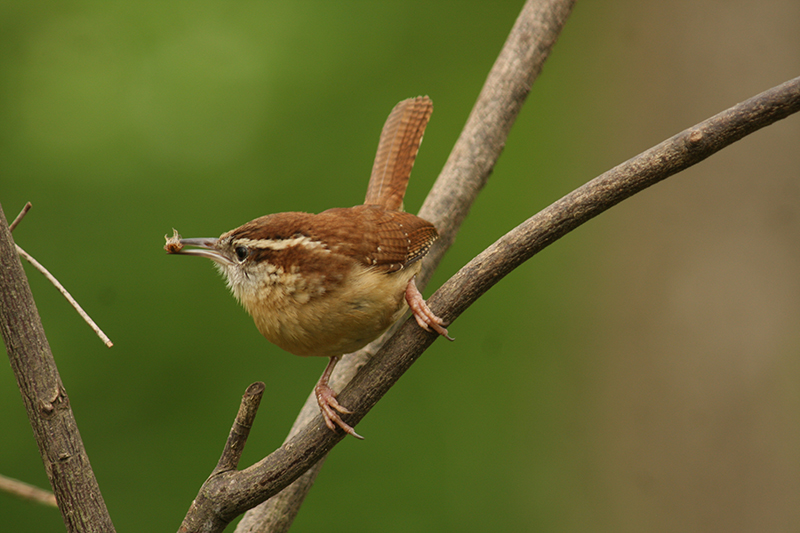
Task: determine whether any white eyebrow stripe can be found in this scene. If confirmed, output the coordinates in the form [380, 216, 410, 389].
[234, 236, 330, 252]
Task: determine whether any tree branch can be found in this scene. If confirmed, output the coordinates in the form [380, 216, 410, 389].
[8, 202, 32, 232]
[180, 73, 800, 533]
[14, 245, 113, 348]
[426, 75, 800, 330]
[0, 473, 57, 507]
[0, 202, 116, 533]
[213, 382, 265, 475]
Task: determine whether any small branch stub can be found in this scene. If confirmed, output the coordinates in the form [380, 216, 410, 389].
[214, 382, 266, 475]
[9, 202, 32, 232]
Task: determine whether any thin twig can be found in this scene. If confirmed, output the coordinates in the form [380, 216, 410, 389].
[15, 244, 113, 348]
[9, 202, 32, 232]
[0, 473, 58, 507]
[8, 201, 113, 348]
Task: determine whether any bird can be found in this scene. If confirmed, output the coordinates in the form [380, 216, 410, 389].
[165, 96, 450, 438]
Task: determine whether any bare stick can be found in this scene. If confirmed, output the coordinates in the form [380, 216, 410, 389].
[0, 473, 58, 507]
[8, 202, 32, 232]
[234, 1, 577, 531]
[15, 244, 113, 348]
[8, 201, 113, 347]
[181, 75, 800, 533]
[424, 75, 800, 334]
[213, 382, 266, 475]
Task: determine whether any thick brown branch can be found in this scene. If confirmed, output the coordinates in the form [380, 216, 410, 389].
[181, 53, 800, 533]
[419, 0, 577, 265]
[0, 202, 116, 533]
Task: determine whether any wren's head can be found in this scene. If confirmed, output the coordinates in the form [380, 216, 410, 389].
[174, 212, 335, 310]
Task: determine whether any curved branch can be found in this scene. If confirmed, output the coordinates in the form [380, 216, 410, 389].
[180, 72, 800, 533]
[429, 75, 800, 324]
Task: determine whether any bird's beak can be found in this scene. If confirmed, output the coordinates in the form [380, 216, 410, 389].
[165, 232, 232, 266]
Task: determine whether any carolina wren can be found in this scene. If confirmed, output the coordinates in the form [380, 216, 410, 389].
[166, 96, 450, 439]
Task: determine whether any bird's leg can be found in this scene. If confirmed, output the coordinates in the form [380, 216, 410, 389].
[315, 355, 364, 439]
[405, 276, 454, 341]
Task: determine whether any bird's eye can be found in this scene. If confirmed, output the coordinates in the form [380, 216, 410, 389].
[234, 245, 249, 262]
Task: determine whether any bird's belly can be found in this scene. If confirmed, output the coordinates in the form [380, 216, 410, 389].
[251, 263, 420, 358]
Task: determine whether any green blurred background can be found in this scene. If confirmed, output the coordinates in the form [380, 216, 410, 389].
[2, 1, 799, 531]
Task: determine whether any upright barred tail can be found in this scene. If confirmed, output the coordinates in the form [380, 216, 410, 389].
[364, 96, 433, 212]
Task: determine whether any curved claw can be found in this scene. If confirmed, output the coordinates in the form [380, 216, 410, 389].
[405, 276, 455, 341]
[315, 383, 364, 440]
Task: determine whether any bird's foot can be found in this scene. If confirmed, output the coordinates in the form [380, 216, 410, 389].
[315, 382, 364, 440]
[405, 276, 454, 341]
